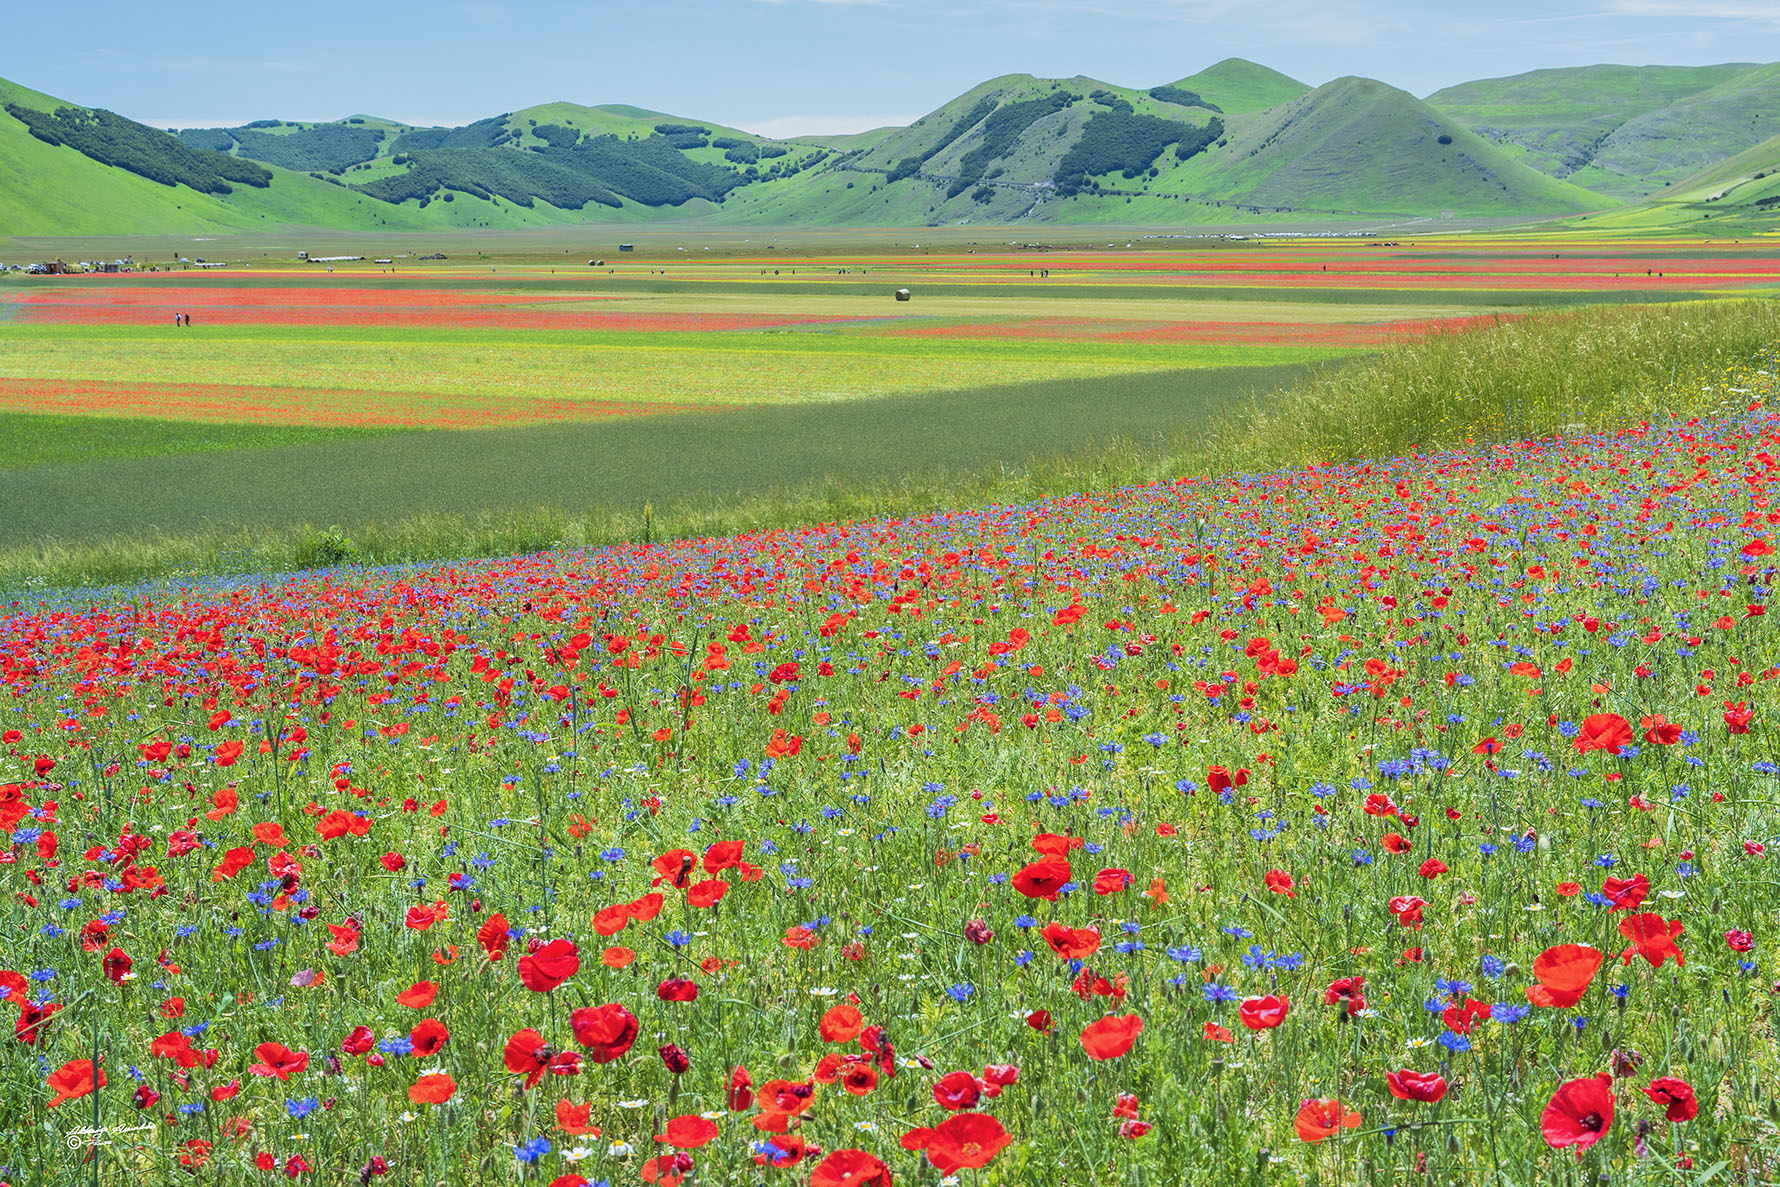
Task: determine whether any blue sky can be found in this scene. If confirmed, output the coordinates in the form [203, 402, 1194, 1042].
[9, 0, 1780, 136]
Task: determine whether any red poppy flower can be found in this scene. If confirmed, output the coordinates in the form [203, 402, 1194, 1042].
[409, 1018, 449, 1058]
[1324, 977, 1367, 1016]
[1387, 895, 1426, 929]
[639, 1153, 693, 1187]
[1381, 832, 1411, 854]
[46, 1059, 104, 1108]
[518, 938, 581, 993]
[1640, 714, 1682, 744]
[1093, 867, 1133, 894]
[1643, 1076, 1697, 1122]
[570, 1003, 639, 1063]
[1601, 873, 1650, 911]
[652, 848, 697, 889]
[1025, 1008, 1053, 1035]
[592, 904, 633, 936]
[101, 947, 132, 984]
[408, 1072, 456, 1104]
[340, 1026, 374, 1056]
[1263, 869, 1296, 897]
[728, 1065, 754, 1112]
[1443, 997, 1492, 1034]
[1293, 1098, 1361, 1143]
[656, 1114, 719, 1149]
[248, 1042, 308, 1080]
[903, 1111, 1012, 1172]
[403, 901, 448, 930]
[396, 981, 438, 1009]
[809, 1148, 892, 1187]
[504, 1029, 551, 1089]
[1079, 1013, 1143, 1060]
[686, 879, 729, 908]
[1041, 922, 1101, 960]
[1541, 1074, 1615, 1154]
[1237, 994, 1289, 1030]
[657, 977, 699, 1003]
[703, 839, 745, 873]
[1386, 1069, 1448, 1103]
[819, 1004, 865, 1043]
[1617, 913, 1685, 969]
[477, 913, 510, 961]
[1010, 854, 1072, 901]
[1574, 713, 1633, 754]
[556, 1099, 599, 1136]
[932, 1070, 982, 1111]
[1526, 944, 1603, 1008]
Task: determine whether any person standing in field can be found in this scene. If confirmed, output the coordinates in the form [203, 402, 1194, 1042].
[173, 312, 181, 327]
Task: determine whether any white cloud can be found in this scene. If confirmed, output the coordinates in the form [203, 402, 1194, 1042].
[738, 112, 920, 137]
[1606, 0, 1780, 17]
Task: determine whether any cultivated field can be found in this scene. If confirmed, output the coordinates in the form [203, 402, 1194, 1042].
[3, 233, 1777, 590]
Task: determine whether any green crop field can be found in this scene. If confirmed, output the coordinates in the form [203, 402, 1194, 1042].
[1, 231, 1777, 592]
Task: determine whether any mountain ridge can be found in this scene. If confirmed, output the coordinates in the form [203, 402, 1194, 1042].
[4, 57, 1776, 238]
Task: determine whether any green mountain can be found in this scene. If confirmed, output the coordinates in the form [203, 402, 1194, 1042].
[1158, 76, 1604, 216]
[1427, 62, 1780, 201]
[12, 57, 1780, 238]
[1167, 58, 1311, 115]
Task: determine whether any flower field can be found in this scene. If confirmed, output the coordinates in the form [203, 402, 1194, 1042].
[5, 354, 1780, 1183]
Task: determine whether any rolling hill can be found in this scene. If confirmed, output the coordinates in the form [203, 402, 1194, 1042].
[1427, 62, 1780, 201]
[7, 56, 1780, 239]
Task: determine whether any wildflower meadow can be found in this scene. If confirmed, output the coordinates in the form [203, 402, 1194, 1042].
[4, 347, 1780, 1185]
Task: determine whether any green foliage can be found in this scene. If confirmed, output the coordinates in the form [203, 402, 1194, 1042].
[653, 132, 708, 151]
[352, 147, 623, 209]
[970, 184, 995, 203]
[945, 91, 1076, 198]
[1147, 84, 1222, 113]
[888, 95, 997, 182]
[391, 117, 512, 155]
[293, 523, 358, 568]
[1055, 110, 1221, 191]
[1089, 89, 1133, 113]
[229, 124, 385, 173]
[531, 124, 581, 150]
[652, 123, 709, 138]
[569, 134, 744, 204]
[1227, 299, 1780, 470]
[6, 103, 271, 193]
[175, 127, 237, 153]
[720, 141, 760, 164]
[351, 132, 744, 209]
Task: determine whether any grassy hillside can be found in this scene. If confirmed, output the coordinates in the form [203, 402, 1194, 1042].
[1167, 58, 1310, 115]
[1428, 62, 1779, 201]
[1159, 76, 1604, 216]
[1579, 131, 1780, 234]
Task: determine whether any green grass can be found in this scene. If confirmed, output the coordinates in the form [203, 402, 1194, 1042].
[7, 299, 1779, 593]
[1211, 298, 1780, 471]
[0, 362, 1312, 589]
[1427, 62, 1780, 202]
[0, 322, 1336, 417]
[0, 412, 385, 467]
[1167, 58, 1311, 115]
